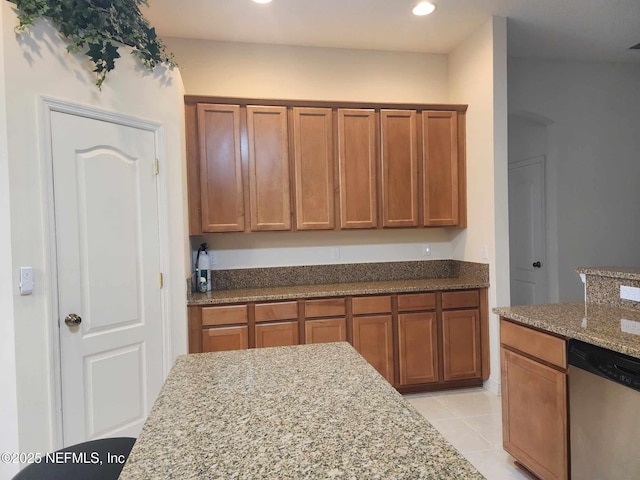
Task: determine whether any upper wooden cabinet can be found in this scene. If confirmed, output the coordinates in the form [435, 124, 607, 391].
[338, 109, 378, 229]
[380, 110, 419, 228]
[292, 108, 335, 230]
[422, 111, 460, 226]
[246, 106, 291, 231]
[185, 97, 467, 233]
[196, 104, 245, 232]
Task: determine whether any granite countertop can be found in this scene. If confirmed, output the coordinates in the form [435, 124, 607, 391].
[188, 276, 489, 305]
[576, 266, 640, 281]
[120, 343, 484, 479]
[494, 302, 640, 359]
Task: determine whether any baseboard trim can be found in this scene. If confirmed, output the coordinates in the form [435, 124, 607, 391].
[483, 377, 501, 395]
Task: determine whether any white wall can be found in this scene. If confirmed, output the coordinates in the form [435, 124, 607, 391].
[164, 38, 449, 103]
[509, 58, 640, 301]
[508, 115, 547, 162]
[2, 3, 188, 455]
[448, 17, 510, 393]
[0, 4, 21, 478]
[196, 230, 453, 270]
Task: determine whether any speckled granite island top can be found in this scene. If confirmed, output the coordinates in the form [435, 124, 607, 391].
[120, 343, 484, 479]
[494, 303, 640, 359]
[188, 277, 488, 305]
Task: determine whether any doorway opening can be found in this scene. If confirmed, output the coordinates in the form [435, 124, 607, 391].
[508, 113, 558, 305]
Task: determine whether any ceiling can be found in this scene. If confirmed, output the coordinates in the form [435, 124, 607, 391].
[144, 0, 640, 63]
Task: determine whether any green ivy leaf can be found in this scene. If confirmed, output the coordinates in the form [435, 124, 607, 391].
[8, 0, 177, 88]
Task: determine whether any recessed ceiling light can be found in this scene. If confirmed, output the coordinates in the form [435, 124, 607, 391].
[252, 0, 272, 3]
[413, 1, 436, 16]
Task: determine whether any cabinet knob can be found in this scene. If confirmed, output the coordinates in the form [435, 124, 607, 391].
[532, 261, 542, 268]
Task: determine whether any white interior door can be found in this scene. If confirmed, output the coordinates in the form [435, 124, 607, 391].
[51, 111, 164, 446]
[509, 156, 547, 306]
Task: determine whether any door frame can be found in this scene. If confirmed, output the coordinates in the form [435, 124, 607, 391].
[508, 155, 548, 304]
[39, 97, 171, 448]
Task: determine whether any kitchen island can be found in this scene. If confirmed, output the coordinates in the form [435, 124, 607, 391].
[494, 269, 640, 480]
[494, 302, 640, 359]
[119, 342, 484, 479]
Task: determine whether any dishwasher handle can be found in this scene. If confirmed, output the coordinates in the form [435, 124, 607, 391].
[613, 362, 640, 378]
[568, 339, 640, 392]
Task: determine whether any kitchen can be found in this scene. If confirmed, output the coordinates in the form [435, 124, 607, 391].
[1, 0, 639, 479]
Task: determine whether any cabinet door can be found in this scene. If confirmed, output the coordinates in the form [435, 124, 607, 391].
[352, 315, 394, 383]
[442, 309, 481, 381]
[247, 106, 291, 231]
[501, 348, 568, 480]
[255, 321, 299, 348]
[380, 110, 418, 227]
[197, 104, 245, 232]
[338, 109, 377, 229]
[202, 326, 248, 352]
[422, 111, 459, 226]
[398, 312, 439, 386]
[292, 108, 335, 230]
[305, 318, 347, 344]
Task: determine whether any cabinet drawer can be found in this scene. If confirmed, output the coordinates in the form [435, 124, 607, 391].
[398, 293, 436, 312]
[352, 295, 392, 315]
[442, 290, 479, 309]
[305, 298, 346, 318]
[500, 319, 567, 369]
[255, 301, 299, 323]
[202, 305, 248, 326]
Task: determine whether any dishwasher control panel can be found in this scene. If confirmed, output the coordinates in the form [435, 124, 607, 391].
[568, 339, 640, 392]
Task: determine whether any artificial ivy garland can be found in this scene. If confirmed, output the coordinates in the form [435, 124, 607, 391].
[9, 0, 176, 88]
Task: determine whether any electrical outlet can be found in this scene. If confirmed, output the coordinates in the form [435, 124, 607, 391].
[422, 243, 431, 257]
[621, 319, 640, 335]
[481, 245, 489, 260]
[19, 266, 33, 295]
[330, 247, 341, 260]
[620, 285, 640, 302]
[209, 252, 217, 265]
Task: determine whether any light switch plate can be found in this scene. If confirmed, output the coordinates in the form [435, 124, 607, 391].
[620, 285, 640, 302]
[19, 266, 33, 295]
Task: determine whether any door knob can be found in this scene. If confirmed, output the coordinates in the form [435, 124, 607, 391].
[64, 313, 82, 326]
[532, 261, 542, 268]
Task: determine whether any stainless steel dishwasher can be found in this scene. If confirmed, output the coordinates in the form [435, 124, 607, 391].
[568, 339, 640, 480]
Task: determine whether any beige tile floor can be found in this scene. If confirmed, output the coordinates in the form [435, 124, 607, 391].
[404, 388, 536, 480]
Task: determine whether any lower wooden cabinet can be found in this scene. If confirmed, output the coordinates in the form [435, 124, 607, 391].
[203, 326, 248, 352]
[352, 315, 394, 383]
[190, 289, 488, 394]
[500, 318, 568, 480]
[305, 318, 347, 344]
[255, 321, 299, 348]
[442, 309, 481, 381]
[398, 312, 439, 386]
